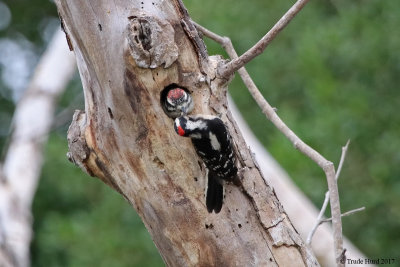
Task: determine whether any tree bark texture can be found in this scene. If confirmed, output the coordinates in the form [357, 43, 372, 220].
[56, 0, 319, 266]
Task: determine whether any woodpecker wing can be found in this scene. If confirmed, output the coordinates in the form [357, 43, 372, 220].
[174, 115, 237, 213]
[191, 117, 237, 181]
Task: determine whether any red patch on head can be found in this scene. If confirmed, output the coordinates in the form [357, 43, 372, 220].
[177, 125, 185, 136]
[167, 88, 185, 101]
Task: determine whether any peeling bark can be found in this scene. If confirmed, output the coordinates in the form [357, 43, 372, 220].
[56, 0, 319, 265]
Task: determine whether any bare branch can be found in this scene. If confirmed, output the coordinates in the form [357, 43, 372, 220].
[306, 191, 330, 245]
[196, 22, 345, 266]
[335, 139, 350, 180]
[306, 140, 351, 245]
[194, 23, 227, 45]
[218, 0, 310, 78]
[320, 207, 366, 224]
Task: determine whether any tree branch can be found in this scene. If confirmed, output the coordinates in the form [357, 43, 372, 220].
[306, 140, 350, 245]
[320, 207, 366, 224]
[217, 0, 310, 78]
[335, 140, 350, 180]
[195, 22, 345, 266]
[229, 98, 369, 265]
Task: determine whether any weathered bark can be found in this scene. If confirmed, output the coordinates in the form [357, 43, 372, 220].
[0, 30, 76, 267]
[57, 0, 319, 266]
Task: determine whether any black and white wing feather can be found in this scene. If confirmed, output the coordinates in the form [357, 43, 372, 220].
[174, 115, 237, 213]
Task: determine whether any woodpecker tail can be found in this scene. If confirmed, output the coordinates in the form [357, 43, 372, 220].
[206, 172, 223, 213]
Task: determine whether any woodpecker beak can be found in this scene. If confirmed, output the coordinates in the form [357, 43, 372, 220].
[181, 106, 188, 115]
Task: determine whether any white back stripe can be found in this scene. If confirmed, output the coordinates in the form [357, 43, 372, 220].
[186, 120, 207, 131]
[209, 132, 221, 151]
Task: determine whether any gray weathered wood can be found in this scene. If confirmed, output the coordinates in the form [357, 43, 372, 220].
[57, 0, 319, 265]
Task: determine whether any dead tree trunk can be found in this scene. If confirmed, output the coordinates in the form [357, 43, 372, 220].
[56, 0, 319, 265]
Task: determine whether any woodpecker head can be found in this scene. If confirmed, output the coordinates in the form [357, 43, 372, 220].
[164, 88, 194, 118]
[174, 116, 207, 139]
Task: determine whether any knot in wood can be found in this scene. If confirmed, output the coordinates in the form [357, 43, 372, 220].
[126, 15, 178, 69]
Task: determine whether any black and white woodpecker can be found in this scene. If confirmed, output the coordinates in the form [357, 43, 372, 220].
[162, 86, 194, 118]
[174, 115, 237, 213]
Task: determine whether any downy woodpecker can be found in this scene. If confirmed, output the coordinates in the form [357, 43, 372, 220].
[161, 85, 194, 118]
[174, 115, 237, 213]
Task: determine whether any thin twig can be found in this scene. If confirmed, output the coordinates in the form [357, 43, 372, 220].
[306, 191, 330, 245]
[306, 140, 350, 245]
[335, 139, 350, 180]
[218, 0, 310, 78]
[195, 22, 345, 266]
[320, 207, 365, 224]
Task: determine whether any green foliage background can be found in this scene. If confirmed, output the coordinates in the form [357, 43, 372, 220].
[0, 0, 399, 265]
